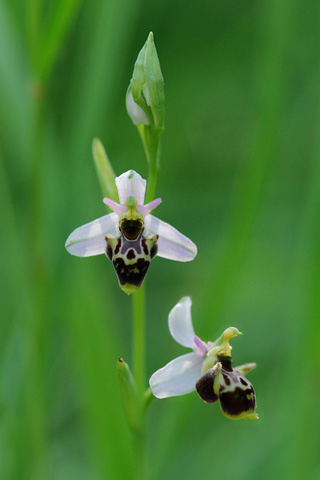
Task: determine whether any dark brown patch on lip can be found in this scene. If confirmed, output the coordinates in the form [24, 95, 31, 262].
[219, 386, 256, 418]
[195, 370, 219, 404]
[126, 249, 136, 260]
[114, 238, 121, 255]
[105, 237, 113, 260]
[240, 377, 248, 386]
[150, 237, 158, 259]
[222, 373, 231, 386]
[120, 219, 143, 240]
[113, 257, 150, 288]
[218, 356, 233, 371]
[141, 238, 149, 255]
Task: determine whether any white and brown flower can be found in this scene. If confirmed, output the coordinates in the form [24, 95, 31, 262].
[65, 171, 197, 294]
[149, 297, 258, 420]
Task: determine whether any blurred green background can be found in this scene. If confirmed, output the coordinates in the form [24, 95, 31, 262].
[1, 0, 320, 479]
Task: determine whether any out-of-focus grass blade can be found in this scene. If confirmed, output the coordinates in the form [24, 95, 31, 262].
[0, 1, 31, 161]
[200, 0, 297, 333]
[0, 155, 49, 480]
[37, 0, 84, 83]
[281, 70, 320, 480]
[66, 264, 133, 479]
[64, 0, 141, 161]
[151, 0, 298, 477]
[26, 0, 42, 71]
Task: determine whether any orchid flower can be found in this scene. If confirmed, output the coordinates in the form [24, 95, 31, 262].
[149, 297, 258, 420]
[65, 170, 197, 295]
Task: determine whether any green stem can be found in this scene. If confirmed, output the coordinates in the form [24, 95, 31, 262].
[138, 124, 161, 203]
[146, 152, 159, 203]
[133, 429, 146, 480]
[131, 121, 161, 479]
[143, 387, 155, 410]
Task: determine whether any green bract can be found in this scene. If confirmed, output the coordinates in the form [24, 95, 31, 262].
[117, 358, 143, 434]
[92, 138, 118, 201]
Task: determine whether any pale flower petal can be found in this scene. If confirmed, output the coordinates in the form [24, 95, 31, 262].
[115, 170, 146, 205]
[126, 89, 150, 126]
[65, 213, 118, 257]
[149, 352, 203, 398]
[144, 215, 197, 261]
[168, 297, 196, 349]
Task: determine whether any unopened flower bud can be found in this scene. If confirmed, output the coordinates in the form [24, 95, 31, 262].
[126, 32, 164, 131]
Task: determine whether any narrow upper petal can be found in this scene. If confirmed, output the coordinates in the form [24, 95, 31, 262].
[193, 335, 208, 356]
[144, 215, 197, 261]
[103, 197, 127, 216]
[115, 170, 146, 205]
[136, 198, 162, 216]
[65, 213, 118, 257]
[149, 352, 203, 398]
[168, 297, 196, 349]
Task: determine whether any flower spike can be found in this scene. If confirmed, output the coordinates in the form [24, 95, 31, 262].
[65, 171, 197, 294]
[149, 297, 258, 420]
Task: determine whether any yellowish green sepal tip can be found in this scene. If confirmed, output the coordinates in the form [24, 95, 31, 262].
[222, 409, 259, 420]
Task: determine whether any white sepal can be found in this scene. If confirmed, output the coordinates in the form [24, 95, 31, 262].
[149, 352, 203, 398]
[65, 213, 118, 257]
[144, 215, 197, 261]
[115, 170, 146, 205]
[168, 297, 195, 349]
